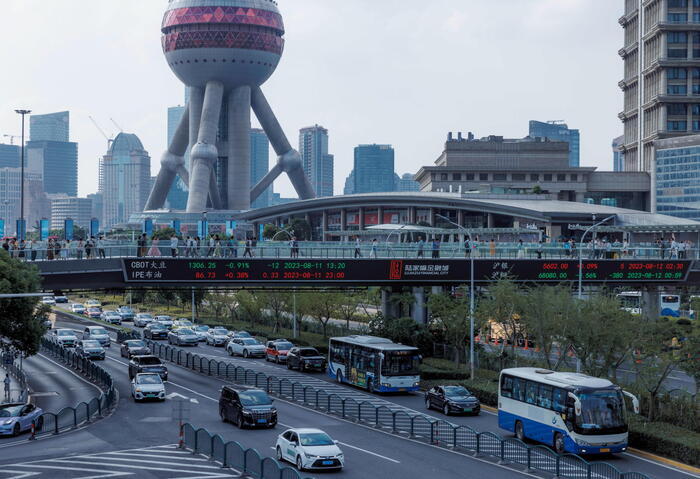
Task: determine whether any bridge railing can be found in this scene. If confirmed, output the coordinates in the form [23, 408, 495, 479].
[144, 337, 652, 479]
[6, 241, 697, 262]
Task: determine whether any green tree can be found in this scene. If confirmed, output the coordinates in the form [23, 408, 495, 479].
[0, 251, 46, 355]
[428, 288, 472, 366]
[236, 291, 265, 328]
[476, 278, 525, 362]
[263, 291, 292, 333]
[152, 227, 177, 240]
[288, 218, 312, 241]
[337, 293, 361, 330]
[262, 224, 281, 240]
[303, 292, 343, 338]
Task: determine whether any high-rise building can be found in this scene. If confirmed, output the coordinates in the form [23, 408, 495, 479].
[30, 111, 69, 142]
[165, 105, 189, 210]
[619, 1, 700, 172]
[299, 125, 334, 197]
[102, 133, 151, 228]
[87, 193, 103, 225]
[353, 144, 395, 194]
[655, 134, 700, 220]
[396, 173, 420, 192]
[613, 135, 625, 172]
[0, 144, 19, 168]
[343, 170, 355, 195]
[251, 128, 272, 209]
[528, 121, 580, 167]
[50, 196, 93, 231]
[0, 168, 21, 235]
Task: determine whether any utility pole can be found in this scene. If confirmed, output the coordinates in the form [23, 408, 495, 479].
[14, 110, 31, 241]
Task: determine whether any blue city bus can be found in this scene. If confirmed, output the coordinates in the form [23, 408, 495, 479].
[328, 336, 421, 393]
[498, 368, 639, 455]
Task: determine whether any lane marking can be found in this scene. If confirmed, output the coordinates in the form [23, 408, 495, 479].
[625, 449, 700, 476]
[36, 353, 103, 393]
[337, 441, 400, 463]
[46, 459, 230, 475]
[14, 464, 131, 478]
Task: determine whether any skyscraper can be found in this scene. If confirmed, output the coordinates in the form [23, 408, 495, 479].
[0, 144, 19, 168]
[26, 111, 78, 197]
[50, 196, 93, 231]
[343, 170, 355, 195]
[613, 135, 625, 172]
[620, 1, 700, 172]
[353, 144, 395, 194]
[528, 121, 580, 167]
[250, 128, 272, 209]
[102, 133, 151, 228]
[299, 125, 334, 197]
[165, 105, 189, 210]
[396, 173, 420, 192]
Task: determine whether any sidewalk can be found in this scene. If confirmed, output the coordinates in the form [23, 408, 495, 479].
[2, 365, 29, 404]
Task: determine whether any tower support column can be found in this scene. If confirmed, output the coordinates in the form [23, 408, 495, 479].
[228, 86, 252, 211]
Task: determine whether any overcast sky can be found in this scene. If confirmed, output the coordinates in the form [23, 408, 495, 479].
[0, 0, 624, 198]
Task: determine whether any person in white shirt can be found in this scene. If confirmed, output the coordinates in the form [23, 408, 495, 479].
[170, 235, 179, 258]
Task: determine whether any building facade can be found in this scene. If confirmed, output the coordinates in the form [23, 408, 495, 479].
[528, 121, 580, 167]
[299, 125, 334, 197]
[251, 128, 273, 209]
[26, 141, 78, 197]
[30, 111, 70, 142]
[396, 173, 421, 192]
[613, 135, 625, 171]
[353, 144, 395, 194]
[655, 134, 700, 220]
[50, 196, 93, 231]
[102, 133, 151, 229]
[87, 193, 103, 226]
[0, 144, 19, 168]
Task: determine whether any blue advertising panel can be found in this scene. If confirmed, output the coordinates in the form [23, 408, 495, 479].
[259, 224, 264, 242]
[197, 220, 209, 239]
[64, 219, 74, 241]
[90, 218, 100, 238]
[143, 218, 154, 238]
[172, 219, 181, 235]
[226, 220, 237, 237]
[0, 219, 4, 238]
[16, 219, 26, 241]
[40, 219, 50, 241]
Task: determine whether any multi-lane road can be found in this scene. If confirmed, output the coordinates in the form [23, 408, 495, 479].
[0, 312, 697, 479]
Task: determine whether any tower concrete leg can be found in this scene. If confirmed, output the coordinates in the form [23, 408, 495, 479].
[145, 102, 191, 210]
[186, 81, 224, 213]
[208, 169, 223, 210]
[228, 86, 252, 211]
[251, 87, 316, 201]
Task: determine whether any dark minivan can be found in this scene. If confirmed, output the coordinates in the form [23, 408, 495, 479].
[128, 355, 168, 381]
[219, 386, 277, 429]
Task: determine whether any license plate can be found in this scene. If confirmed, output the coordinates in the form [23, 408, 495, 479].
[322, 460, 334, 465]
[257, 419, 267, 424]
[600, 448, 610, 453]
[399, 388, 406, 392]
[463, 408, 472, 412]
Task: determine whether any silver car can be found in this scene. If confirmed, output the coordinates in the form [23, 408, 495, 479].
[205, 328, 229, 346]
[167, 328, 199, 346]
[51, 329, 78, 348]
[101, 311, 122, 325]
[193, 325, 209, 342]
[83, 326, 111, 347]
[227, 337, 266, 358]
[131, 373, 166, 402]
[134, 313, 154, 328]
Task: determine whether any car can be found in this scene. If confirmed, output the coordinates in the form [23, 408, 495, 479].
[101, 311, 122, 325]
[168, 328, 199, 347]
[275, 428, 344, 472]
[75, 340, 106, 360]
[193, 325, 209, 342]
[228, 330, 252, 339]
[70, 303, 86, 314]
[51, 329, 78, 348]
[128, 355, 168, 381]
[120, 339, 151, 358]
[131, 373, 166, 402]
[134, 313, 154, 327]
[155, 316, 174, 330]
[227, 337, 266, 358]
[144, 323, 168, 340]
[117, 306, 135, 321]
[0, 403, 44, 437]
[84, 299, 102, 310]
[82, 326, 111, 347]
[219, 386, 276, 429]
[266, 340, 294, 363]
[205, 328, 230, 347]
[54, 295, 69, 304]
[425, 385, 481, 416]
[172, 319, 194, 330]
[85, 307, 102, 319]
[41, 296, 56, 306]
[286, 347, 326, 372]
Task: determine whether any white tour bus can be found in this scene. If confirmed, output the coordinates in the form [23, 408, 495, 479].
[328, 336, 420, 393]
[616, 291, 641, 315]
[498, 368, 639, 455]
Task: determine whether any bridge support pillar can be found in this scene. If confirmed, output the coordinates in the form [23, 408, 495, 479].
[642, 286, 661, 318]
[412, 287, 427, 324]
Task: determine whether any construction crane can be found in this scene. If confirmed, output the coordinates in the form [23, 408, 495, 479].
[2, 134, 20, 145]
[110, 118, 124, 133]
[89, 116, 114, 148]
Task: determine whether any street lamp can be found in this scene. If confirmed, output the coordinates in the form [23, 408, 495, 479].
[437, 214, 476, 380]
[14, 109, 31, 241]
[577, 215, 615, 300]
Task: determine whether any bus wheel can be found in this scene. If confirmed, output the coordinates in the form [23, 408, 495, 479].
[554, 433, 565, 454]
[515, 421, 524, 442]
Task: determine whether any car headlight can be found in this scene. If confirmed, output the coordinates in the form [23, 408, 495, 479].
[382, 383, 391, 388]
[337, 453, 344, 459]
[135, 389, 142, 393]
[2, 420, 14, 425]
[242, 411, 252, 416]
[305, 454, 318, 458]
[414, 382, 420, 387]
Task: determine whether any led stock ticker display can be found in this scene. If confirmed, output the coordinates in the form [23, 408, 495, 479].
[122, 259, 692, 284]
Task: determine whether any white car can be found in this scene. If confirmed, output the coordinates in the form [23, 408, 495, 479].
[227, 337, 266, 358]
[134, 313, 154, 328]
[205, 328, 229, 346]
[131, 373, 166, 402]
[41, 296, 56, 305]
[275, 428, 344, 471]
[70, 303, 86, 314]
[51, 329, 78, 348]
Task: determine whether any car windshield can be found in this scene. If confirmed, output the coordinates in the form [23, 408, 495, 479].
[150, 324, 166, 330]
[299, 349, 320, 357]
[139, 357, 162, 365]
[157, 316, 172, 321]
[121, 307, 133, 312]
[275, 342, 293, 350]
[576, 389, 626, 430]
[212, 329, 228, 335]
[90, 328, 107, 335]
[178, 321, 193, 326]
[381, 351, 420, 377]
[136, 375, 162, 385]
[236, 331, 251, 338]
[0, 405, 23, 418]
[444, 386, 471, 398]
[138, 314, 153, 318]
[82, 341, 101, 348]
[195, 326, 208, 332]
[72, 304, 83, 308]
[178, 329, 195, 335]
[127, 340, 146, 348]
[299, 432, 334, 447]
[242, 338, 259, 345]
[88, 308, 100, 312]
[239, 390, 272, 406]
[57, 330, 74, 336]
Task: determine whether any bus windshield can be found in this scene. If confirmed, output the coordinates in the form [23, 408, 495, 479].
[381, 352, 420, 377]
[576, 389, 626, 434]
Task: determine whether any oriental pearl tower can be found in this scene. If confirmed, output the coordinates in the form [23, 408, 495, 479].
[146, 0, 316, 214]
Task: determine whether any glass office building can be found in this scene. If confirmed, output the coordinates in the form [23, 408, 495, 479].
[299, 125, 334, 197]
[656, 135, 700, 220]
[30, 111, 70, 142]
[529, 120, 580, 167]
[26, 140, 78, 197]
[353, 144, 395, 194]
[0, 144, 19, 168]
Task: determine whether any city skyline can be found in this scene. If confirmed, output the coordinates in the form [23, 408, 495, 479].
[0, 1, 625, 198]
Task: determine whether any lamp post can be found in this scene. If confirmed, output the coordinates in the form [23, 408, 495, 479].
[14, 109, 31, 241]
[437, 214, 476, 380]
[578, 215, 615, 300]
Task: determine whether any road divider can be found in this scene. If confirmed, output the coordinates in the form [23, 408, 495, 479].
[145, 338, 654, 479]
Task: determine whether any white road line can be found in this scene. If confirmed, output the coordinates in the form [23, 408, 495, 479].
[0, 471, 41, 479]
[100, 451, 210, 461]
[47, 459, 231, 476]
[337, 441, 401, 463]
[62, 456, 222, 469]
[16, 465, 131, 478]
[36, 354, 103, 393]
[623, 452, 700, 477]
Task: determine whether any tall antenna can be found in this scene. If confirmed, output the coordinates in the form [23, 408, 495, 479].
[89, 116, 114, 148]
[110, 118, 124, 133]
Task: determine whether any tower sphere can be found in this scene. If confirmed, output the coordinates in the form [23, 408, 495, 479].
[162, 0, 285, 89]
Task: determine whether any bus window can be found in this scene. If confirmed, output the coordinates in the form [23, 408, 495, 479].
[501, 376, 513, 398]
[553, 388, 567, 413]
[537, 385, 553, 410]
[525, 381, 537, 405]
[513, 378, 526, 402]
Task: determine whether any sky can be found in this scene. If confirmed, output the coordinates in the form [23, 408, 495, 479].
[0, 0, 624, 199]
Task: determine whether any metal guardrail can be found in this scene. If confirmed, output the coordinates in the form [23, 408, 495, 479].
[3, 361, 29, 403]
[145, 339, 652, 479]
[21, 338, 118, 438]
[182, 423, 313, 479]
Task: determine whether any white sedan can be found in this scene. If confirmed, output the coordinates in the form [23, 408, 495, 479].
[275, 428, 344, 472]
[131, 373, 166, 402]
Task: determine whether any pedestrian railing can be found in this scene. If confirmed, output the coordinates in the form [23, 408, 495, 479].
[23, 338, 118, 439]
[3, 360, 29, 403]
[146, 339, 652, 479]
[181, 423, 313, 479]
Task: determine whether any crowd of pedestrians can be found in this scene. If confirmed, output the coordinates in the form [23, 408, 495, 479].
[1, 236, 107, 260]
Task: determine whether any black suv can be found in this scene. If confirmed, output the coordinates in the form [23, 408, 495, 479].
[128, 355, 168, 381]
[120, 340, 151, 359]
[219, 386, 277, 429]
[286, 347, 326, 372]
